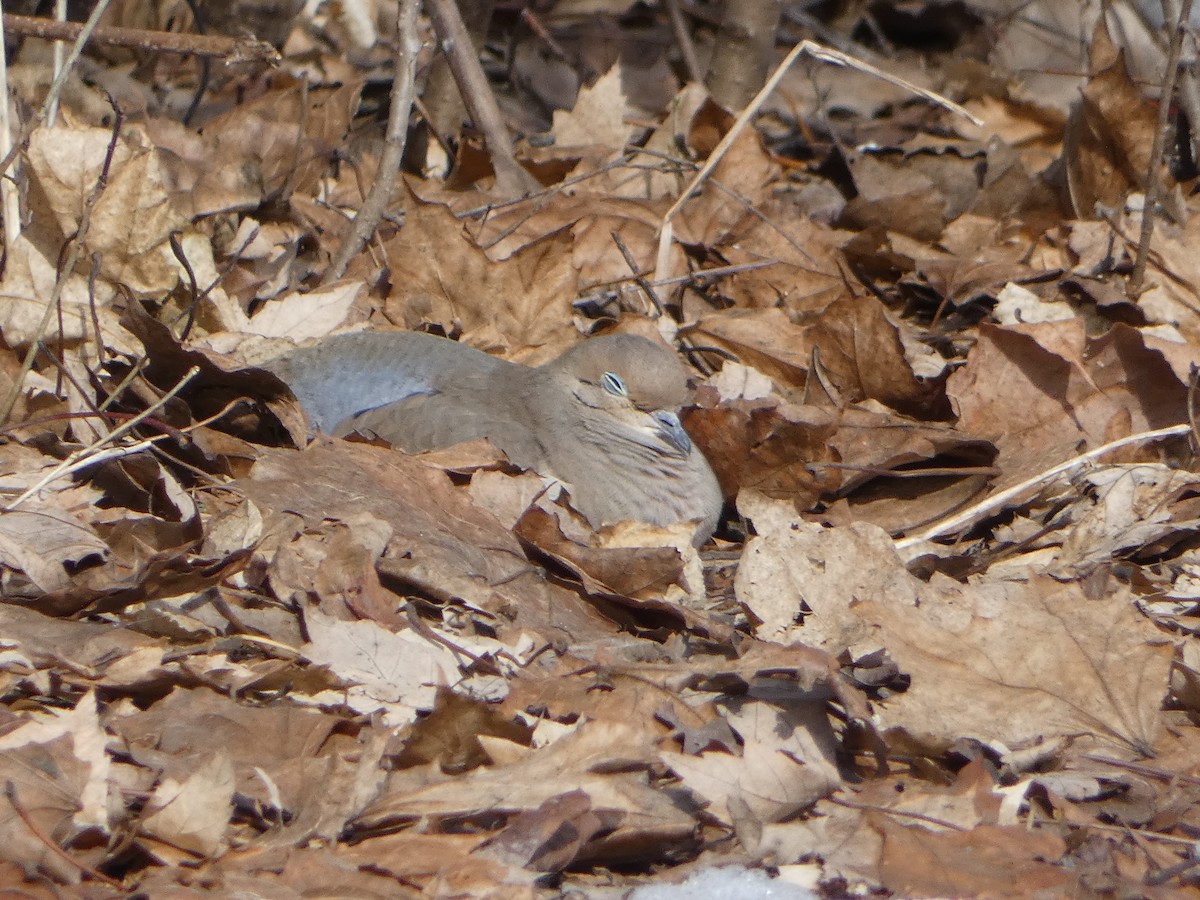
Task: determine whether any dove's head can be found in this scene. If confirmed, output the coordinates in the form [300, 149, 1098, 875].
[544, 334, 697, 456]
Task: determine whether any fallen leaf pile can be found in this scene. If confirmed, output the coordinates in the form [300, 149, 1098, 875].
[1, 0, 1199, 896]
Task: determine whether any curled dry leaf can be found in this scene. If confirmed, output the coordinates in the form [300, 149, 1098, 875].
[26, 123, 188, 296]
[948, 321, 1188, 491]
[1064, 18, 1164, 218]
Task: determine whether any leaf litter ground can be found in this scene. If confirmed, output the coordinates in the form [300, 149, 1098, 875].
[0, 1, 1199, 897]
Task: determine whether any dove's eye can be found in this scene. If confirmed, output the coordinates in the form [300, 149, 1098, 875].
[601, 372, 628, 397]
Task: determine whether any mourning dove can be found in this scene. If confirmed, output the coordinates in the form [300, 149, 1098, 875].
[264, 331, 723, 544]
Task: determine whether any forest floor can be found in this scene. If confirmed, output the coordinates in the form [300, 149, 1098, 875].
[0, 0, 1198, 896]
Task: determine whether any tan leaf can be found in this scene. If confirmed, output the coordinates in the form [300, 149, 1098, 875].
[0, 236, 115, 345]
[0, 691, 110, 830]
[337, 831, 538, 895]
[552, 64, 631, 153]
[0, 732, 95, 882]
[860, 575, 1173, 755]
[26, 123, 187, 294]
[240, 439, 621, 647]
[382, 199, 577, 353]
[873, 817, 1070, 899]
[302, 608, 461, 725]
[1064, 18, 1162, 217]
[141, 752, 236, 857]
[738, 498, 1173, 754]
[947, 322, 1186, 491]
[245, 281, 364, 340]
[200, 79, 361, 199]
[735, 493, 915, 650]
[662, 696, 841, 825]
[394, 686, 532, 774]
[476, 790, 612, 872]
[356, 719, 696, 864]
[0, 507, 108, 594]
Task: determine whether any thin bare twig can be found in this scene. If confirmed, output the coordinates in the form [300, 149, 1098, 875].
[610, 230, 664, 316]
[180, 0, 213, 125]
[47, 0, 66, 125]
[405, 603, 501, 675]
[574, 259, 777, 302]
[0, 392, 254, 487]
[2, 12, 279, 64]
[324, 0, 422, 284]
[894, 423, 1191, 551]
[0, 0, 114, 406]
[829, 795, 967, 831]
[169, 232, 200, 341]
[35, 0, 114, 121]
[1032, 816, 1199, 846]
[426, 0, 536, 197]
[86, 252, 105, 365]
[33, 342, 107, 442]
[519, 8, 588, 79]
[649, 258, 777, 287]
[815, 462, 1003, 480]
[705, 173, 819, 267]
[1128, 0, 1194, 296]
[1125, 0, 1200, 205]
[0, 94, 124, 426]
[0, 1, 19, 254]
[5, 781, 122, 888]
[1189, 365, 1200, 451]
[0, 0, 124, 189]
[1085, 753, 1200, 786]
[664, 0, 703, 83]
[97, 357, 146, 413]
[653, 40, 982, 295]
[1145, 855, 1200, 888]
[3, 365, 200, 511]
[457, 150, 641, 225]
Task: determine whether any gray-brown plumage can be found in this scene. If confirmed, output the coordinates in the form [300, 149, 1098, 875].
[263, 331, 722, 544]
